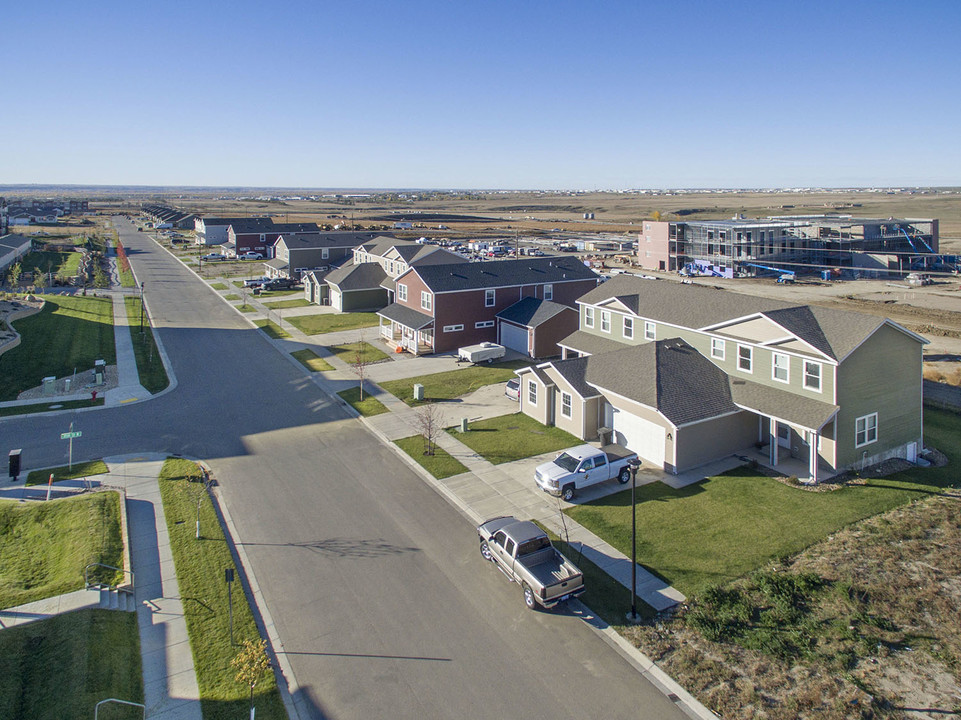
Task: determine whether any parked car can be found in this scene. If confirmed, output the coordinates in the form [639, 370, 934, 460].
[240, 252, 264, 260]
[534, 444, 639, 501]
[201, 253, 226, 262]
[477, 516, 585, 610]
[505, 378, 520, 401]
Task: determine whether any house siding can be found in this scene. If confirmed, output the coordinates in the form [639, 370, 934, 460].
[675, 412, 757, 472]
[340, 288, 388, 312]
[835, 324, 923, 468]
[540, 366, 597, 439]
[532, 309, 578, 358]
[518, 375, 552, 426]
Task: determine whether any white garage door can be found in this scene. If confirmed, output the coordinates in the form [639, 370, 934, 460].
[500, 322, 529, 355]
[613, 410, 666, 467]
[330, 289, 342, 311]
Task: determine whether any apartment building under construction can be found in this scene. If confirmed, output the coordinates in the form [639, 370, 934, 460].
[638, 215, 941, 279]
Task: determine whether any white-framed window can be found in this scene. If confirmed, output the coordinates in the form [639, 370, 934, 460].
[644, 321, 656, 340]
[711, 338, 725, 360]
[623, 316, 634, 339]
[585, 306, 595, 328]
[601, 310, 611, 333]
[527, 380, 537, 406]
[738, 345, 753, 373]
[561, 392, 572, 418]
[443, 324, 464, 332]
[543, 284, 553, 301]
[485, 288, 495, 307]
[475, 320, 494, 328]
[397, 284, 407, 302]
[388, 261, 394, 274]
[322, 247, 329, 259]
[421, 291, 432, 311]
[803, 360, 822, 391]
[772, 353, 790, 383]
[855, 413, 878, 448]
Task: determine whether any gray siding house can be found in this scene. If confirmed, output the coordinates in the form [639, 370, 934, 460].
[518, 275, 926, 482]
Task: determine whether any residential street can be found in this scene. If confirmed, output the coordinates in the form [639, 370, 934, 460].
[0, 218, 690, 720]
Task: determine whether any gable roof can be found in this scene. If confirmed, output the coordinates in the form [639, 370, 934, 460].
[585, 338, 739, 426]
[543, 356, 600, 399]
[226, 217, 276, 234]
[497, 297, 576, 328]
[557, 329, 629, 357]
[278, 231, 382, 250]
[270, 222, 321, 234]
[410, 257, 598, 293]
[325, 262, 388, 291]
[377, 302, 434, 330]
[578, 275, 921, 361]
[201, 216, 268, 228]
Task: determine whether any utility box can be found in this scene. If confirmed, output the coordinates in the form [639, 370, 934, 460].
[460, 418, 469, 432]
[413, 383, 424, 401]
[94, 359, 106, 385]
[42, 376, 56, 396]
[8, 449, 22, 481]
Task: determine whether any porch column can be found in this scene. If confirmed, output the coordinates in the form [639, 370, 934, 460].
[769, 420, 778, 467]
[809, 432, 819, 484]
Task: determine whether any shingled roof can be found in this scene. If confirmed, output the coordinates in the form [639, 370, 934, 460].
[496, 297, 575, 328]
[325, 262, 388, 291]
[409, 257, 598, 293]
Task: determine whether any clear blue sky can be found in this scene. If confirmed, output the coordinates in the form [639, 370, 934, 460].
[4, 0, 959, 189]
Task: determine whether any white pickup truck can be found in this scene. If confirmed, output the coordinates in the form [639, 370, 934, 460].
[534, 444, 639, 501]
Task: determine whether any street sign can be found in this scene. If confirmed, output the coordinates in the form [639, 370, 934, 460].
[60, 431, 82, 440]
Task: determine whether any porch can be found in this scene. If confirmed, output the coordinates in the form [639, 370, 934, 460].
[377, 302, 435, 356]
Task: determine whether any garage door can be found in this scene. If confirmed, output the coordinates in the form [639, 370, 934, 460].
[499, 322, 529, 355]
[330, 289, 342, 311]
[613, 410, 666, 467]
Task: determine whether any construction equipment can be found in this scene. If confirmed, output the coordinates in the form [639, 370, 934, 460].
[743, 263, 796, 284]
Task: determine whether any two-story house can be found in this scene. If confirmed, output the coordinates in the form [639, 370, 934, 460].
[517, 275, 926, 482]
[226, 220, 319, 257]
[195, 216, 273, 247]
[377, 257, 599, 355]
[265, 231, 390, 281]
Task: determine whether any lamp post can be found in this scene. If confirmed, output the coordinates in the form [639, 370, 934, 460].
[626, 458, 642, 623]
[139, 282, 145, 334]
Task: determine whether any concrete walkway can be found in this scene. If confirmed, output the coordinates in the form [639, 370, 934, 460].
[0, 588, 103, 630]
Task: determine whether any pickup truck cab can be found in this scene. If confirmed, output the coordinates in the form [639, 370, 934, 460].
[477, 516, 585, 609]
[534, 444, 639, 501]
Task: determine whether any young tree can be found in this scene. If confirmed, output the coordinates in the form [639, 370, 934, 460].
[232, 638, 271, 716]
[414, 401, 444, 456]
[350, 333, 372, 400]
[7, 262, 22, 289]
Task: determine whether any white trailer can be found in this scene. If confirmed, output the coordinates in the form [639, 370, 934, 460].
[458, 342, 506, 364]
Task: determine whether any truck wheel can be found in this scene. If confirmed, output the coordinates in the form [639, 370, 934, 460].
[561, 485, 575, 502]
[618, 467, 631, 484]
[480, 541, 493, 561]
[522, 583, 537, 609]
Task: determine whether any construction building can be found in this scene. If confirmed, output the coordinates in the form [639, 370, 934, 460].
[638, 215, 941, 279]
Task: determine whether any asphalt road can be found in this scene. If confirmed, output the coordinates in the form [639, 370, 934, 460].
[0, 218, 689, 720]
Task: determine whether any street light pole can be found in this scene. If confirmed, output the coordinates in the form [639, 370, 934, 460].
[139, 282, 145, 334]
[626, 458, 642, 623]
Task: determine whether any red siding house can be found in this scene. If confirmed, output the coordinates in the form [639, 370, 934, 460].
[377, 257, 599, 355]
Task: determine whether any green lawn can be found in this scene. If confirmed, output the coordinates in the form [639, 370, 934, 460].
[209, 282, 229, 291]
[253, 319, 291, 339]
[447, 412, 579, 464]
[26, 459, 109, 486]
[0, 492, 124, 609]
[263, 298, 310, 309]
[158, 459, 286, 720]
[124, 296, 169, 394]
[394, 435, 468, 479]
[0, 295, 116, 400]
[0, 610, 143, 720]
[237, 304, 257, 313]
[287, 312, 379, 335]
[380, 362, 527, 406]
[223, 293, 241, 301]
[337, 386, 389, 416]
[0, 397, 104, 417]
[17, 249, 82, 280]
[291, 348, 334, 372]
[327, 341, 389, 364]
[567, 409, 960, 597]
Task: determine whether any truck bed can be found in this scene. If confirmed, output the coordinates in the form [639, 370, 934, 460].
[521, 548, 580, 588]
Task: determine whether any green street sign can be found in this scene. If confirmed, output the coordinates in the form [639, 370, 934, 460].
[60, 431, 82, 440]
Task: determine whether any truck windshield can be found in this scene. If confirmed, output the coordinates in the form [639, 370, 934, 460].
[517, 536, 551, 556]
[553, 453, 579, 472]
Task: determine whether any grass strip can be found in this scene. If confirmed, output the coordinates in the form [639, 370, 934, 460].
[327, 341, 389, 364]
[263, 298, 310, 310]
[447, 412, 579, 464]
[209, 282, 229, 291]
[394, 435, 468, 479]
[0, 397, 104, 417]
[291, 348, 334, 372]
[224, 294, 241, 301]
[26, 459, 109, 486]
[0, 610, 143, 719]
[253, 319, 291, 339]
[158, 458, 286, 720]
[123, 296, 169, 394]
[566, 408, 960, 597]
[237, 304, 257, 313]
[286, 312, 379, 335]
[0, 492, 124, 608]
[337, 386, 389, 416]
[0, 295, 116, 401]
[380, 362, 527, 406]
